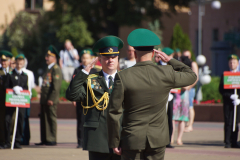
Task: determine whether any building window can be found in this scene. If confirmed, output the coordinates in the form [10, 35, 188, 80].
[25, 0, 43, 10]
[212, 28, 219, 42]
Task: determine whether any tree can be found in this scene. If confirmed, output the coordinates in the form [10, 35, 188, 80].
[49, 0, 192, 37]
[170, 23, 195, 60]
[148, 20, 164, 49]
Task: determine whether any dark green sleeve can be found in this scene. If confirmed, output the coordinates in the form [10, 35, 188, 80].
[107, 73, 124, 148]
[65, 70, 88, 102]
[168, 58, 197, 88]
[48, 67, 62, 102]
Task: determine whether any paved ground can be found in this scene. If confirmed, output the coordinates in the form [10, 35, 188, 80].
[1, 119, 240, 160]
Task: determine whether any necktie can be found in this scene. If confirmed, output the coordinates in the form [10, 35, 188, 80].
[108, 76, 113, 92]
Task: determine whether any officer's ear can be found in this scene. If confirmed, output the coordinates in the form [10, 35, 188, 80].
[134, 51, 137, 59]
[152, 50, 154, 58]
[98, 55, 102, 64]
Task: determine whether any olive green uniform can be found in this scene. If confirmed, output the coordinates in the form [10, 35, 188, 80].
[66, 70, 121, 160]
[40, 63, 62, 143]
[0, 68, 7, 145]
[108, 59, 197, 160]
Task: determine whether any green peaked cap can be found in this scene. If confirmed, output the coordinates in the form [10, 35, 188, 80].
[127, 28, 161, 47]
[175, 48, 181, 52]
[228, 54, 239, 61]
[48, 45, 59, 58]
[0, 50, 13, 60]
[16, 54, 25, 60]
[80, 48, 94, 57]
[92, 36, 123, 56]
[162, 47, 174, 56]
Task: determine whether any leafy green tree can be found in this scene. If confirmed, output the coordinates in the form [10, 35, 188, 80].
[148, 20, 164, 49]
[56, 14, 94, 47]
[170, 23, 195, 60]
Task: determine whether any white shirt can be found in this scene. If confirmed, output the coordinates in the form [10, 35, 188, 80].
[22, 68, 36, 97]
[60, 49, 79, 67]
[15, 68, 23, 75]
[3, 67, 9, 74]
[48, 63, 55, 69]
[102, 71, 117, 88]
[82, 69, 117, 88]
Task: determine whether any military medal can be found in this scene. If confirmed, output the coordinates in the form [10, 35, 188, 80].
[15, 76, 18, 80]
[95, 86, 99, 89]
[93, 82, 96, 85]
[91, 84, 94, 88]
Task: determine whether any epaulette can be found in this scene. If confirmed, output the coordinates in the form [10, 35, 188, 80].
[54, 64, 59, 69]
[88, 73, 99, 79]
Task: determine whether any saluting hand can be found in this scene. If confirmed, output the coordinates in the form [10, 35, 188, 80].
[153, 49, 171, 63]
[84, 57, 99, 74]
[113, 147, 122, 155]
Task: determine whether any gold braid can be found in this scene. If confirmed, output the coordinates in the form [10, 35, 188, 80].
[81, 78, 109, 115]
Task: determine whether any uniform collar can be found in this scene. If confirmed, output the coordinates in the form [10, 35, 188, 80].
[102, 70, 117, 81]
[48, 63, 55, 69]
[15, 68, 22, 74]
[133, 61, 154, 67]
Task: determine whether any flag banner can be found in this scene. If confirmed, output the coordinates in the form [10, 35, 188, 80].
[224, 71, 240, 89]
[5, 89, 30, 108]
[170, 88, 181, 94]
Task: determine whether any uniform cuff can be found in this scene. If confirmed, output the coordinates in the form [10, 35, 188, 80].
[82, 69, 89, 75]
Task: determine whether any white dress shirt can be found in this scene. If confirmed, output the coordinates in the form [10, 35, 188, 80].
[82, 69, 117, 88]
[3, 67, 9, 75]
[15, 68, 23, 74]
[48, 63, 55, 69]
[102, 71, 117, 88]
[23, 68, 36, 97]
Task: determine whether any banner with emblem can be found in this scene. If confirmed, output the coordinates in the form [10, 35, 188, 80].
[170, 88, 181, 94]
[5, 89, 30, 108]
[223, 71, 240, 89]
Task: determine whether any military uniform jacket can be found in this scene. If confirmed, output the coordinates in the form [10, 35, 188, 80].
[40, 64, 62, 105]
[107, 59, 197, 150]
[66, 70, 114, 153]
[5, 69, 28, 91]
[0, 68, 7, 102]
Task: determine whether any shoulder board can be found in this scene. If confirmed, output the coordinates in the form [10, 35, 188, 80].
[117, 68, 127, 73]
[88, 73, 99, 79]
[54, 64, 59, 69]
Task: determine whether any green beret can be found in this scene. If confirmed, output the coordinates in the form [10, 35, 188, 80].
[80, 49, 94, 57]
[127, 28, 160, 48]
[47, 45, 59, 58]
[162, 47, 174, 56]
[0, 50, 13, 60]
[15, 54, 25, 60]
[92, 36, 123, 56]
[228, 54, 239, 61]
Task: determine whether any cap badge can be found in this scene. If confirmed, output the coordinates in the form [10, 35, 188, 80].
[108, 48, 113, 53]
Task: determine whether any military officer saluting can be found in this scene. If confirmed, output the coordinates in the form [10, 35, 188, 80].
[72, 48, 97, 148]
[66, 36, 123, 160]
[107, 29, 197, 160]
[35, 45, 62, 146]
[0, 50, 13, 149]
[5, 54, 28, 149]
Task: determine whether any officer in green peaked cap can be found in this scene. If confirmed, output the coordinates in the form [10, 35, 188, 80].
[66, 35, 124, 160]
[162, 47, 174, 56]
[228, 54, 239, 61]
[47, 45, 59, 58]
[0, 50, 13, 148]
[107, 28, 197, 160]
[15, 54, 25, 60]
[35, 45, 62, 146]
[0, 50, 13, 61]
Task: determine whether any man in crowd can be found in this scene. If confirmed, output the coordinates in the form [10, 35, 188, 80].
[107, 28, 197, 160]
[219, 54, 240, 148]
[66, 36, 123, 160]
[5, 54, 28, 149]
[21, 58, 35, 145]
[35, 45, 62, 146]
[155, 47, 175, 148]
[59, 40, 79, 82]
[119, 45, 136, 70]
[71, 48, 97, 148]
[0, 50, 13, 149]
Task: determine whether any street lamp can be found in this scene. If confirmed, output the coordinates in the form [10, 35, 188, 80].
[196, 0, 221, 103]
